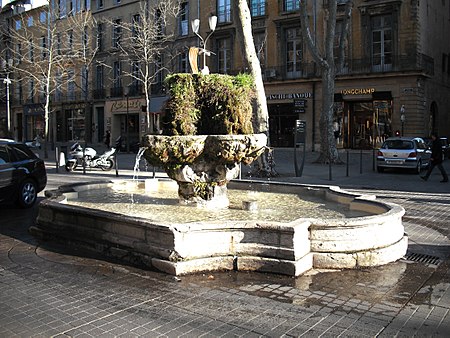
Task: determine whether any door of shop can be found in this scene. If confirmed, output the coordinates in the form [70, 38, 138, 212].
[336, 100, 392, 149]
[269, 103, 297, 147]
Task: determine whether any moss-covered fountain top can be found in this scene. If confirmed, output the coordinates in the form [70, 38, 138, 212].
[141, 73, 267, 208]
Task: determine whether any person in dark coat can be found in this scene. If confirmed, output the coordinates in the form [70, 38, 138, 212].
[104, 130, 111, 148]
[421, 132, 448, 182]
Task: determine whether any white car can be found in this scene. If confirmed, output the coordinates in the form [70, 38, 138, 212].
[377, 137, 431, 174]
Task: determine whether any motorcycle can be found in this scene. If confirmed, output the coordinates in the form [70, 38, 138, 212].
[65, 142, 116, 172]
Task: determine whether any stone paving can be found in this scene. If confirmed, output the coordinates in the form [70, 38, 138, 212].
[0, 148, 449, 337]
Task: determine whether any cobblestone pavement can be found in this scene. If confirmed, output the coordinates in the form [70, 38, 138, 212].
[0, 149, 449, 337]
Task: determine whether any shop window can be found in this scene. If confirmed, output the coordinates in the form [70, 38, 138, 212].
[67, 109, 85, 141]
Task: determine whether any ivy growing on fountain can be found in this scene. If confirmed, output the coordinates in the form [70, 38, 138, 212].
[163, 73, 255, 136]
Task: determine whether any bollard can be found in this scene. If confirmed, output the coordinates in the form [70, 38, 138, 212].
[82, 141, 87, 175]
[55, 146, 59, 173]
[346, 150, 349, 177]
[360, 148, 363, 174]
[115, 152, 119, 177]
[328, 155, 332, 181]
[372, 148, 376, 171]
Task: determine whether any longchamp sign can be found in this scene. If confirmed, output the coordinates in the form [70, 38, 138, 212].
[341, 88, 375, 95]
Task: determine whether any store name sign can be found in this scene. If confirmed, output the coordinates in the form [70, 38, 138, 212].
[341, 88, 375, 95]
[267, 92, 312, 100]
[111, 99, 142, 112]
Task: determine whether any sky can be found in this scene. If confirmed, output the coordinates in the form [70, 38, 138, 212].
[1, 0, 47, 9]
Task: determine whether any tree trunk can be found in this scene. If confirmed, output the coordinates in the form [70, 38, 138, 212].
[316, 66, 340, 164]
[233, 0, 275, 177]
[300, 0, 348, 164]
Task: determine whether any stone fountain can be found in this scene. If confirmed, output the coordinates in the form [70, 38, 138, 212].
[140, 73, 267, 208]
[141, 134, 266, 208]
[30, 73, 408, 277]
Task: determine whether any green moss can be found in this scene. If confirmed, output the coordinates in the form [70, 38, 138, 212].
[163, 73, 255, 136]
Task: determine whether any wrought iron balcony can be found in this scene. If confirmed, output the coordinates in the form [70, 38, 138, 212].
[337, 53, 434, 76]
[127, 84, 143, 97]
[110, 86, 124, 98]
[93, 88, 106, 100]
[260, 53, 434, 81]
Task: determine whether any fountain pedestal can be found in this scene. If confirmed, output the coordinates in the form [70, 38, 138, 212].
[141, 133, 267, 208]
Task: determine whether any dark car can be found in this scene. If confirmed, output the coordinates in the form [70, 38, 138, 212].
[0, 139, 47, 208]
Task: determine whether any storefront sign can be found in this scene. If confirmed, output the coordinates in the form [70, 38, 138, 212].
[107, 99, 145, 113]
[23, 103, 44, 115]
[267, 92, 312, 100]
[340, 88, 375, 95]
[293, 99, 307, 114]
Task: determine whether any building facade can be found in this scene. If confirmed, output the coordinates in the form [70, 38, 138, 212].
[1, 0, 449, 151]
[199, 0, 450, 149]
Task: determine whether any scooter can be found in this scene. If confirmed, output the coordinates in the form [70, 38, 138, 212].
[65, 142, 116, 172]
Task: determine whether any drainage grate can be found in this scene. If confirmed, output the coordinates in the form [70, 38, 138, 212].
[403, 251, 441, 266]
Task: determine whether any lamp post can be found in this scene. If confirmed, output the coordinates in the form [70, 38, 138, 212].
[3, 75, 11, 137]
[191, 15, 217, 74]
[1, 59, 12, 137]
[400, 105, 406, 136]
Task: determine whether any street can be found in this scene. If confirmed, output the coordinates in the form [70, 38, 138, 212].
[0, 149, 449, 337]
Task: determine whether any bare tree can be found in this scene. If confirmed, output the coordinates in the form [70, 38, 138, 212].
[107, 0, 181, 134]
[300, 0, 353, 163]
[64, 9, 98, 142]
[1, 2, 96, 156]
[233, 0, 274, 177]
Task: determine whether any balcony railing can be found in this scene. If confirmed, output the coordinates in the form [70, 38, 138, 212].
[260, 53, 434, 81]
[127, 84, 143, 97]
[93, 88, 106, 100]
[110, 86, 123, 98]
[338, 53, 434, 76]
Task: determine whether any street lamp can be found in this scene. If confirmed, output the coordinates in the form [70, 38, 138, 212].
[400, 105, 406, 136]
[191, 15, 217, 74]
[3, 76, 11, 136]
[1, 60, 12, 137]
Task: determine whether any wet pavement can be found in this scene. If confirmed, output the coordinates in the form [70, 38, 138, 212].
[0, 148, 449, 337]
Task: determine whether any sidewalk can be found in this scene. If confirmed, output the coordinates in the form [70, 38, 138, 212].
[41, 146, 450, 193]
[7, 146, 445, 337]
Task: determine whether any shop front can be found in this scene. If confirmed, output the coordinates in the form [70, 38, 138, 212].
[23, 103, 45, 142]
[105, 98, 146, 152]
[334, 89, 393, 149]
[267, 92, 312, 147]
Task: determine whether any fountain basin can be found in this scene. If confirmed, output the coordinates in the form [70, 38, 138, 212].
[30, 180, 407, 276]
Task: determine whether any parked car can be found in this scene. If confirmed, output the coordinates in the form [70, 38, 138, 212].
[376, 137, 431, 174]
[0, 139, 47, 208]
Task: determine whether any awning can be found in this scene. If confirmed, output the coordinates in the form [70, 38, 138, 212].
[149, 96, 168, 114]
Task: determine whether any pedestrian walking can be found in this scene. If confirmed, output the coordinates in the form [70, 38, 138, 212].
[104, 130, 111, 149]
[421, 132, 448, 182]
